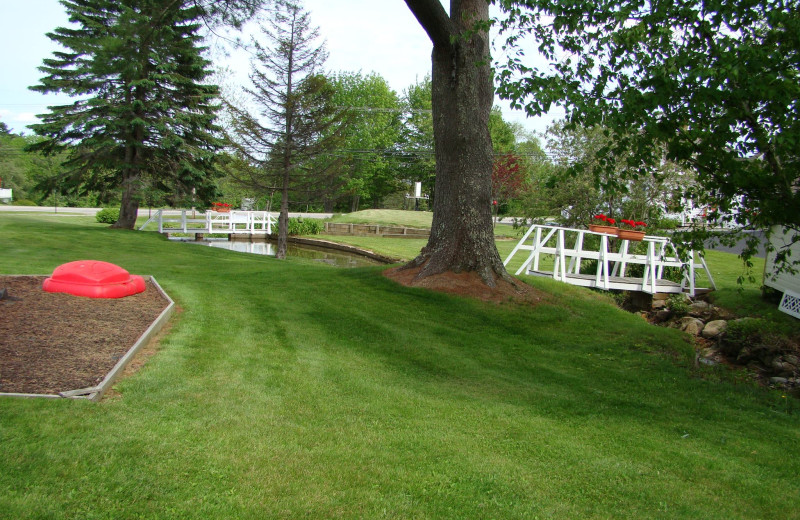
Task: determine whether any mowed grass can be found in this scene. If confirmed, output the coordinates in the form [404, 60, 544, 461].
[1, 213, 799, 519]
[324, 209, 518, 237]
[327, 209, 433, 228]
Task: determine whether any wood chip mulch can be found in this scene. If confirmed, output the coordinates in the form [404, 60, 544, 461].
[0, 276, 170, 395]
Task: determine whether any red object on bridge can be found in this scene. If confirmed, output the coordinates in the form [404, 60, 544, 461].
[43, 260, 145, 299]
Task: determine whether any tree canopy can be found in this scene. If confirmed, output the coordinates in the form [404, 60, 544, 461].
[327, 71, 403, 211]
[494, 0, 800, 268]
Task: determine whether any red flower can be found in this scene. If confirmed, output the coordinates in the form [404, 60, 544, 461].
[620, 219, 647, 229]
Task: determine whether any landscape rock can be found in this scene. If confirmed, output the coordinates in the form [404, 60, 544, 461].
[771, 358, 797, 376]
[769, 377, 789, 385]
[680, 317, 705, 336]
[710, 307, 737, 321]
[653, 309, 672, 323]
[689, 301, 711, 316]
[701, 320, 728, 339]
[652, 299, 667, 310]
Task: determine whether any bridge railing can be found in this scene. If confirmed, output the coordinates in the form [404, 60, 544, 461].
[503, 224, 715, 295]
[139, 210, 276, 235]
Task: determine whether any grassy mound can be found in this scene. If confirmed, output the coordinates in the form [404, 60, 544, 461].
[328, 209, 433, 229]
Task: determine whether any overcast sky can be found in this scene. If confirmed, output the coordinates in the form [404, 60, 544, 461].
[0, 0, 560, 136]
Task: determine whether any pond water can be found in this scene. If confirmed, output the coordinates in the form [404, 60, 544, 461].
[172, 238, 383, 268]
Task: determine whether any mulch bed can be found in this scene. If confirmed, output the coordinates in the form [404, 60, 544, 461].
[383, 264, 547, 305]
[0, 276, 170, 395]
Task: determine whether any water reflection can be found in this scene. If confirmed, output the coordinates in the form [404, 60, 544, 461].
[172, 238, 382, 268]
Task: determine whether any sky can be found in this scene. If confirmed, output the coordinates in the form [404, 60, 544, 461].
[0, 0, 561, 137]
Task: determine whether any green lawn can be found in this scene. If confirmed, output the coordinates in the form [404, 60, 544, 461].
[1, 213, 798, 519]
[324, 209, 518, 237]
[327, 209, 433, 228]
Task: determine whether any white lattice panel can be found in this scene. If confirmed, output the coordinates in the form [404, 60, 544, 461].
[778, 290, 800, 319]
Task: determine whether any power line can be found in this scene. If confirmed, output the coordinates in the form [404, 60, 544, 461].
[336, 106, 431, 114]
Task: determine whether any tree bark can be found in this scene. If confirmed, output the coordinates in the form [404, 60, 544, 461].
[404, 0, 510, 287]
[113, 171, 141, 229]
[112, 139, 141, 229]
[276, 166, 290, 259]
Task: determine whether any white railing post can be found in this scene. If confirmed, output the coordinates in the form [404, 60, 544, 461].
[613, 240, 630, 277]
[555, 229, 568, 281]
[649, 241, 658, 294]
[596, 235, 609, 288]
[529, 226, 543, 273]
[568, 230, 584, 274]
[699, 253, 716, 290]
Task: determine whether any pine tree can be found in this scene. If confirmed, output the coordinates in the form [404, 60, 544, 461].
[28, 0, 227, 228]
[224, 0, 346, 259]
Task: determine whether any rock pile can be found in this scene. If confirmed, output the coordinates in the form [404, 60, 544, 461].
[643, 294, 800, 389]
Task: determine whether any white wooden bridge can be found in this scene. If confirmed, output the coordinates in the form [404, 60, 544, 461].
[139, 209, 276, 236]
[504, 224, 715, 296]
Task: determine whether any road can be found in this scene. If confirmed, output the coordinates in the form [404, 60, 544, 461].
[704, 229, 768, 258]
[0, 205, 333, 220]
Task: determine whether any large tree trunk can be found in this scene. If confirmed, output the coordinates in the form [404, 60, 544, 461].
[113, 171, 140, 229]
[113, 140, 141, 229]
[404, 0, 510, 287]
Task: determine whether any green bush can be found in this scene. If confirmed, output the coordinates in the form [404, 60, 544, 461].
[666, 294, 689, 316]
[12, 199, 38, 206]
[655, 217, 682, 230]
[287, 217, 323, 236]
[95, 207, 120, 224]
[721, 318, 794, 364]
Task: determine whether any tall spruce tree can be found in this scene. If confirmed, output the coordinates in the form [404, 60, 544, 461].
[28, 0, 228, 228]
[224, 0, 345, 259]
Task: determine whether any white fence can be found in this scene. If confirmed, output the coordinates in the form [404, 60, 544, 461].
[139, 209, 276, 235]
[504, 224, 715, 296]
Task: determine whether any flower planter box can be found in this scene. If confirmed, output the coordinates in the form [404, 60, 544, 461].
[589, 225, 619, 235]
[617, 229, 646, 241]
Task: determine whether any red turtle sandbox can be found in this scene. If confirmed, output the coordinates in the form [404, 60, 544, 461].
[43, 260, 146, 299]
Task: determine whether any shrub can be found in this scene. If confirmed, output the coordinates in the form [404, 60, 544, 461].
[655, 217, 681, 230]
[95, 207, 120, 224]
[666, 294, 689, 316]
[721, 318, 797, 366]
[12, 199, 38, 206]
[287, 217, 323, 236]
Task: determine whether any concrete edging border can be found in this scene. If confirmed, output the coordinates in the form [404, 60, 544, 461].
[0, 275, 175, 402]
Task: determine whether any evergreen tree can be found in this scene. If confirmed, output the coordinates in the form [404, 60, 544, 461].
[28, 0, 227, 228]
[224, 0, 346, 259]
